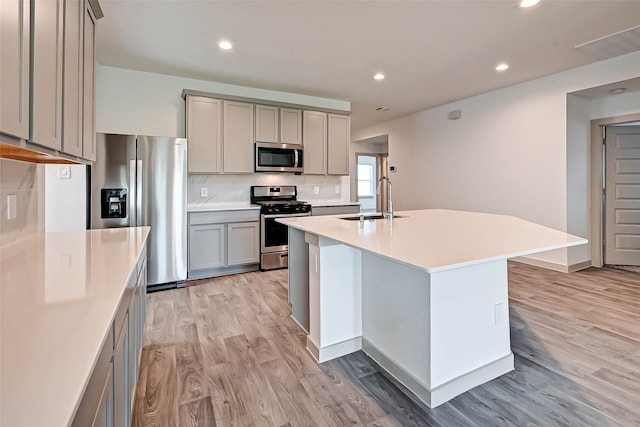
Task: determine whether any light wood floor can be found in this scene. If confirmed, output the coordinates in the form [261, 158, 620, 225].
[132, 262, 640, 426]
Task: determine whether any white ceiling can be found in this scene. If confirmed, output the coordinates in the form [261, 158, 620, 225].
[96, 0, 640, 131]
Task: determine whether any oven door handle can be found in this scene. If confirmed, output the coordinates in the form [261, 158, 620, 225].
[263, 213, 311, 219]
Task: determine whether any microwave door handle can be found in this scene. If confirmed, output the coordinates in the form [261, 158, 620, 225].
[294, 149, 299, 168]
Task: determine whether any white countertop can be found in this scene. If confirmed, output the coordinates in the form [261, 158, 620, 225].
[0, 227, 150, 427]
[309, 201, 360, 207]
[278, 209, 587, 273]
[188, 203, 260, 212]
[187, 201, 358, 212]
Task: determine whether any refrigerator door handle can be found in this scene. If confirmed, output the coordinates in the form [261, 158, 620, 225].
[136, 160, 143, 226]
[129, 159, 137, 225]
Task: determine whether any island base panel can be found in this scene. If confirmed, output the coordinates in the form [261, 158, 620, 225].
[363, 339, 514, 408]
[361, 254, 514, 407]
[307, 335, 363, 363]
[307, 234, 362, 361]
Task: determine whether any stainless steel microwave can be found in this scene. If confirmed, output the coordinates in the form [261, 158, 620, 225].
[255, 142, 304, 173]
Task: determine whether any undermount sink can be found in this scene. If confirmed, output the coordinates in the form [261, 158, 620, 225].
[340, 214, 405, 221]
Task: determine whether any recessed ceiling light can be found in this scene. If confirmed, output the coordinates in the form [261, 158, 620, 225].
[520, 0, 540, 8]
[610, 87, 627, 94]
[218, 40, 233, 50]
[373, 73, 385, 81]
[495, 63, 509, 71]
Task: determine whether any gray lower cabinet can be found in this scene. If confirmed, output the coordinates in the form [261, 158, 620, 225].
[114, 312, 129, 427]
[228, 222, 260, 265]
[189, 224, 225, 270]
[92, 366, 113, 427]
[72, 251, 147, 427]
[188, 210, 260, 280]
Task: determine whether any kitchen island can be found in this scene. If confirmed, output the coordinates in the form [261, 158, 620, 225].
[0, 227, 149, 427]
[279, 209, 586, 407]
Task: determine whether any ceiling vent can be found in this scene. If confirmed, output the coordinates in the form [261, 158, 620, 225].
[575, 25, 640, 60]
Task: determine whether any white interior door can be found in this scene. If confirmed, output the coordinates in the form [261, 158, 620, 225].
[605, 126, 640, 265]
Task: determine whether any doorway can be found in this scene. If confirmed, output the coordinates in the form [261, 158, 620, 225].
[590, 114, 640, 267]
[356, 155, 378, 213]
[356, 154, 389, 213]
[603, 124, 640, 266]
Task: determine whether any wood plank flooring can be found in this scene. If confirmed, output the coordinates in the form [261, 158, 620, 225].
[132, 262, 640, 426]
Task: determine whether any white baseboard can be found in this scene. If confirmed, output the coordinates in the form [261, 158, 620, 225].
[307, 336, 362, 363]
[513, 257, 591, 273]
[362, 338, 514, 408]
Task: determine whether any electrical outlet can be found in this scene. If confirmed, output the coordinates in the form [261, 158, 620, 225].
[313, 186, 320, 195]
[200, 187, 208, 197]
[335, 184, 340, 194]
[7, 194, 17, 220]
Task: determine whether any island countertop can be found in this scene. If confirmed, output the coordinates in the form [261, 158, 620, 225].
[278, 209, 587, 273]
[0, 227, 150, 427]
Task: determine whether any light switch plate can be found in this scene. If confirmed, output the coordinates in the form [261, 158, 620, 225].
[7, 194, 17, 220]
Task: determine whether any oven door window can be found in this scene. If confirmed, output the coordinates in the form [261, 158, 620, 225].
[264, 217, 289, 248]
[258, 147, 296, 168]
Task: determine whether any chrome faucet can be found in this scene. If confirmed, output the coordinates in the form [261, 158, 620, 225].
[378, 176, 393, 220]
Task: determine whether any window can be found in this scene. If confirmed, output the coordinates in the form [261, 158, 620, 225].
[357, 164, 374, 197]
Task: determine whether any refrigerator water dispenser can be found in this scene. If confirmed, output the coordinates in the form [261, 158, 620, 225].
[101, 189, 127, 218]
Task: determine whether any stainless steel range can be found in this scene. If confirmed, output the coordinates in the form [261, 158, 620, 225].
[251, 186, 311, 270]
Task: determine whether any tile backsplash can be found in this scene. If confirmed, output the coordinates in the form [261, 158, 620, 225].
[0, 159, 41, 246]
[188, 174, 350, 205]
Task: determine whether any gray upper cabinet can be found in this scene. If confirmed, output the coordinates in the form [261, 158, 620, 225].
[31, 0, 64, 150]
[186, 95, 223, 173]
[302, 110, 327, 175]
[280, 108, 302, 145]
[82, 1, 97, 161]
[223, 100, 254, 173]
[256, 105, 303, 145]
[1, 0, 99, 161]
[0, 0, 30, 140]
[302, 111, 350, 176]
[327, 113, 350, 175]
[182, 92, 347, 173]
[255, 104, 279, 143]
[62, 0, 84, 157]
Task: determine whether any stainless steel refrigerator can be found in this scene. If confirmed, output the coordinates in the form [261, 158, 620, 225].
[90, 133, 187, 291]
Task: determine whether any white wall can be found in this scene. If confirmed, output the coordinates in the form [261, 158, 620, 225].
[44, 165, 87, 232]
[97, 65, 350, 137]
[352, 50, 640, 269]
[565, 94, 591, 266]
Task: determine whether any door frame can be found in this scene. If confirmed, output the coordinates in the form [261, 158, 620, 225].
[355, 153, 379, 212]
[589, 112, 640, 267]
